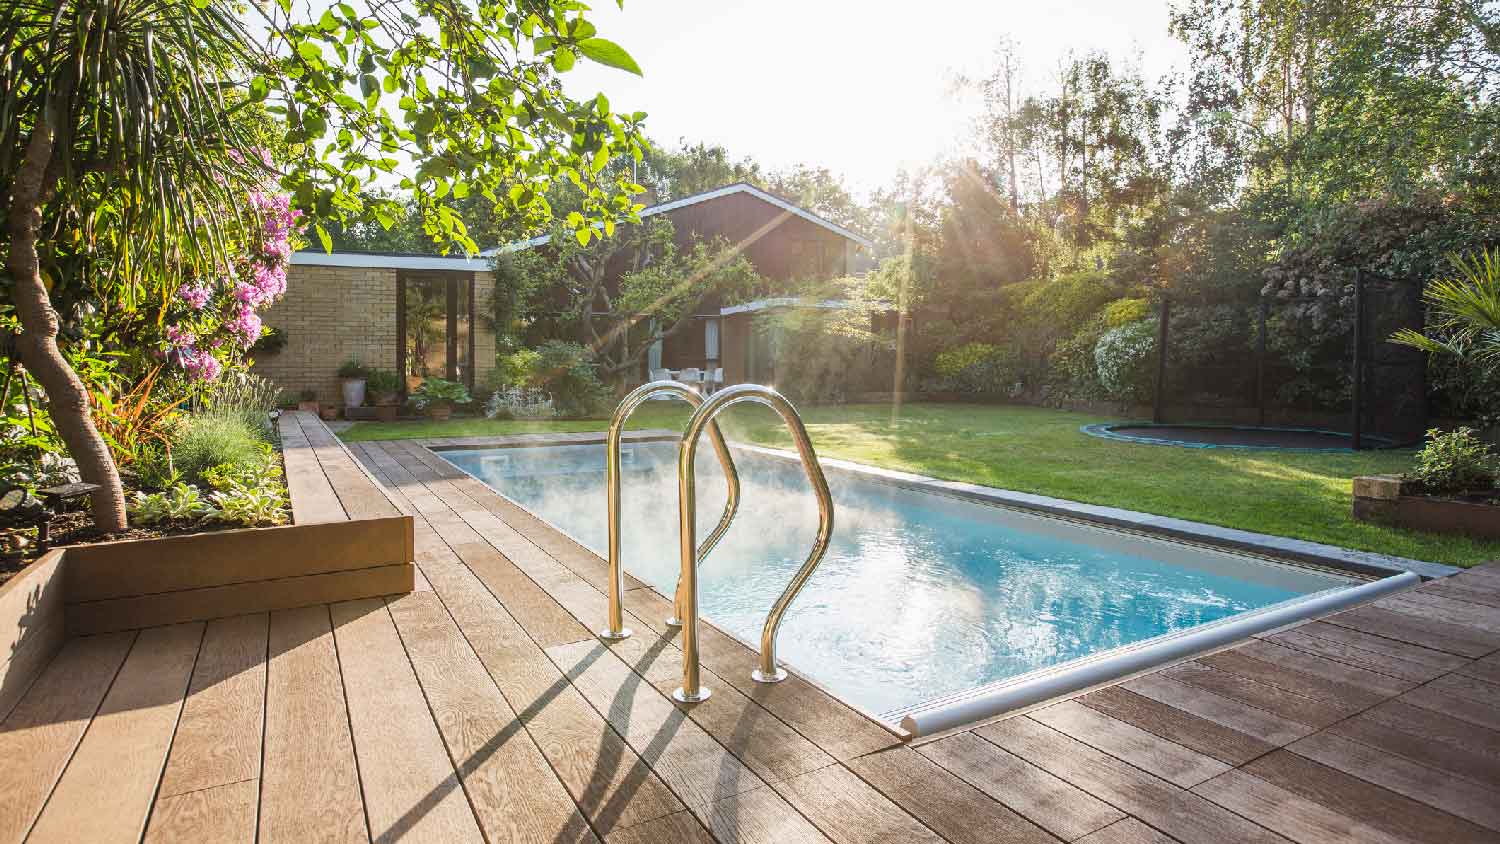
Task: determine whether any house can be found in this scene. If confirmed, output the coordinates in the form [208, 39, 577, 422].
[256, 183, 872, 405]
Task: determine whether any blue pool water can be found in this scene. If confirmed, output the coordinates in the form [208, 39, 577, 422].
[440, 441, 1353, 715]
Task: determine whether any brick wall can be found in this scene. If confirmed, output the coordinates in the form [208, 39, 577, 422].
[252, 264, 495, 406]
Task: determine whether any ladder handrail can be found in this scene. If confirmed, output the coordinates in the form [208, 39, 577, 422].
[601, 380, 740, 641]
[673, 384, 834, 703]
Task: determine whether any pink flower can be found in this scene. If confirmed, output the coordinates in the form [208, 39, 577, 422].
[178, 284, 211, 310]
[178, 347, 222, 382]
[165, 324, 195, 348]
[254, 147, 274, 167]
[227, 148, 245, 165]
[227, 305, 263, 349]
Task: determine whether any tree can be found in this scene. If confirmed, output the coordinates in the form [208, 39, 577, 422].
[502, 217, 762, 383]
[3, 0, 648, 531]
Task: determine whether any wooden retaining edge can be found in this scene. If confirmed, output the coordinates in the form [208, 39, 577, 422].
[0, 549, 66, 722]
[60, 516, 415, 635]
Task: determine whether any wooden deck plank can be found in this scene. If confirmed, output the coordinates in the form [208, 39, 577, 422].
[1241, 749, 1498, 844]
[156, 613, 267, 799]
[918, 729, 1122, 841]
[411, 545, 684, 835]
[1122, 672, 1314, 746]
[449, 541, 593, 648]
[700, 784, 831, 844]
[1236, 639, 1416, 698]
[604, 811, 714, 844]
[0, 632, 135, 843]
[1160, 661, 1355, 728]
[1288, 731, 1500, 832]
[1379, 591, 1500, 635]
[1287, 620, 1471, 671]
[1326, 606, 1500, 658]
[143, 779, 258, 844]
[771, 763, 944, 844]
[1265, 628, 1450, 683]
[1030, 701, 1231, 788]
[1420, 579, 1500, 609]
[329, 598, 483, 843]
[621, 586, 899, 762]
[1075, 818, 1175, 844]
[1460, 651, 1500, 685]
[1191, 769, 1406, 844]
[1195, 649, 1386, 709]
[259, 605, 367, 844]
[975, 716, 1288, 844]
[28, 623, 203, 844]
[1396, 682, 1500, 731]
[1424, 671, 1500, 706]
[384, 590, 598, 844]
[1355, 698, 1500, 760]
[647, 668, 836, 785]
[1327, 711, 1500, 785]
[545, 639, 765, 815]
[1077, 685, 1276, 766]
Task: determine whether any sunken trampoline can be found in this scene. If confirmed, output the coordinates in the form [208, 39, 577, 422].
[1081, 422, 1398, 452]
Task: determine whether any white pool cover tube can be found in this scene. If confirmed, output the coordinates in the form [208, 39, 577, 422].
[899, 570, 1420, 738]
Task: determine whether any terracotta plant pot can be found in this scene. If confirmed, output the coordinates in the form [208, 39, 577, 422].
[297, 401, 319, 413]
[375, 405, 398, 422]
[428, 404, 452, 421]
[320, 405, 340, 421]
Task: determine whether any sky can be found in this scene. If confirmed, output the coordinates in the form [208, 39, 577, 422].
[562, 0, 1189, 194]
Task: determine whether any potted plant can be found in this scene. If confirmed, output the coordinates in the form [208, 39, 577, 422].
[297, 389, 319, 413]
[320, 403, 341, 421]
[366, 369, 402, 422]
[410, 377, 470, 421]
[338, 359, 369, 408]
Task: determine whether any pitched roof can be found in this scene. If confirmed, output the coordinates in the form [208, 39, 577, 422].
[481, 182, 873, 256]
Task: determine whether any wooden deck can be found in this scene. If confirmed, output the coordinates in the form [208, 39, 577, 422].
[2, 428, 1499, 843]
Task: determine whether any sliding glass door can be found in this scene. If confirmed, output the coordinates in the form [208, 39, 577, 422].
[397, 271, 475, 392]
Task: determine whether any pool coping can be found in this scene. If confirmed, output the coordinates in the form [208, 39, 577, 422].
[424, 431, 1460, 583]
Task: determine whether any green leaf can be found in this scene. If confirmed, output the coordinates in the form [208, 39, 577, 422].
[576, 38, 642, 75]
[552, 47, 576, 72]
[575, 227, 592, 246]
[315, 223, 332, 253]
[249, 77, 269, 102]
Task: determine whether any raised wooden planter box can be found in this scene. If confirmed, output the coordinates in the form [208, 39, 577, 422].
[1353, 474, 1500, 540]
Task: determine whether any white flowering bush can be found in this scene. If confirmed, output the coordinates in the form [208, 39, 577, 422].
[486, 386, 555, 420]
[1094, 319, 1158, 402]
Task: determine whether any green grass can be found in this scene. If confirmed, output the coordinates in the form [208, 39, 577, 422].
[342, 402, 1500, 567]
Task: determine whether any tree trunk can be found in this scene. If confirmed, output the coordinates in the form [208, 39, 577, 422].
[6, 111, 128, 532]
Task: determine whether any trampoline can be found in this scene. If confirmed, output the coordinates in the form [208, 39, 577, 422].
[1082, 423, 1400, 452]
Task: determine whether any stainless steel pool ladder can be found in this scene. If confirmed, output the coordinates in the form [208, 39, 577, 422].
[670, 384, 835, 704]
[600, 380, 741, 642]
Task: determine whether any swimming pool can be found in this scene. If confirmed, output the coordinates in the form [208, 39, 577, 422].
[441, 441, 1375, 720]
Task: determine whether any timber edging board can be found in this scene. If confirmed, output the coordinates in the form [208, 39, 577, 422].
[60, 515, 414, 635]
[0, 549, 67, 721]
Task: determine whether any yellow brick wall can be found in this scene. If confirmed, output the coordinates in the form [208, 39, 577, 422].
[252, 264, 495, 406]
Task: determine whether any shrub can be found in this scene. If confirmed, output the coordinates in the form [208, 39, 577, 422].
[364, 368, 401, 396]
[1407, 427, 1497, 494]
[486, 386, 554, 419]
[410, 377, 472, 410]
[935, 343, 999, 378]
[208, 478, 289, 526]
[1103, 298, 1151, 327]
[337, 359, 368, 379]
[498, 347, 543, 387]
[1095, 319, 1158, 402]
[170, 412, 273, 486]
[532, 341, 610, 417]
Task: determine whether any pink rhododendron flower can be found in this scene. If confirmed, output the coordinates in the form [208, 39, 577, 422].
[227, 305, 263, 348]
[165, 325, 196, 348]
[178, 347, 223, 382]
[177, 284, 211, 310]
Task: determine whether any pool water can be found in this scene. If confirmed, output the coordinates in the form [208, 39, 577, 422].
[440, 441, 1355, 716]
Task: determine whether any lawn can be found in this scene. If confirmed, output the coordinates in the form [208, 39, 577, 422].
[341, 402, 1500, 567]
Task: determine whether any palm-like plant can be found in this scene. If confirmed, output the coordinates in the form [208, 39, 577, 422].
[3, 0, 270, 531]
[1392, 248, 1500, 364]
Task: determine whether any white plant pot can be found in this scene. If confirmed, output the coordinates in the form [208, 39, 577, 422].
[341, 378, 367, 408]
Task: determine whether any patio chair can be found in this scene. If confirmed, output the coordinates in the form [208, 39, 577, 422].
[708, 367, 724, 393]
[648, 368, 672, 382]
[679, 367, 703, 392]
